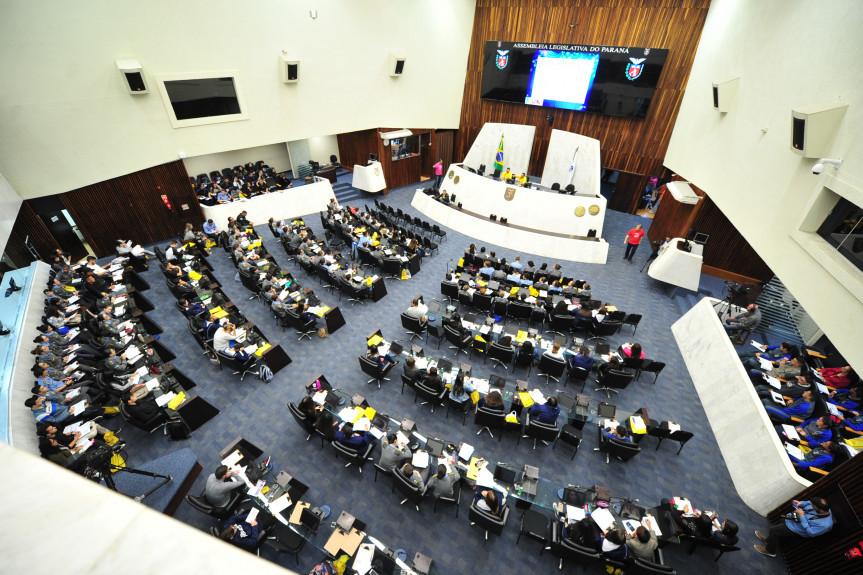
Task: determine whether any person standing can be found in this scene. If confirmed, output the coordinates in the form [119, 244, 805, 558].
[433, 159, 443, 190]
[623, 224, 646, 262]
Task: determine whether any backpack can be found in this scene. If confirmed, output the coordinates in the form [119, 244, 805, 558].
[258, 362, 274, 383]
[309, 560, 336, 575]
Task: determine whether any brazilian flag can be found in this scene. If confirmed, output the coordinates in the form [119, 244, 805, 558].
[493, 135, 504, 172]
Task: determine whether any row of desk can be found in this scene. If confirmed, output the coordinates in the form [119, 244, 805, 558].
[200, 177, 336, 227]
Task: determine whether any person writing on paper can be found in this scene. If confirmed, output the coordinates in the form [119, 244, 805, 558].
[755, 373, 813, 400]
[599, 528, 628, 561]
[421, 366, 444, 393]
[741, 341, 797, 370]
[754, 498, 833, 558]
[366, 343, 398, 370]
[828, 385, 862, 412]
[399, 462, 423, 488]
[448, 371, 475, 405]
[213, 323, 250, 361]
[477, 390, 505, 412]
[535, 341, 565, 363]
[762, 390, 815, 423]
[379, 433, 410, 471]
[333, 422, 373, 451]
[475, 489, 504, 515]
[791, 416, 834, 446]
[788, 441, 840, 471]
[425, 463, 458, 498]
[749, 356, 804, 384]
[603, 424, 632, 443]
[205, 464, 244, 509]
[569, 346, 595, 372]
[220, 510, 269, 552]
[529, 396, 560, 424]
[626, 526, 658, 561]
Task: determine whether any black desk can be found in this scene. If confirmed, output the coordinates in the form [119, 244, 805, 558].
[177, 396, 220, 432]
[371, 277, 388, 301]
[262, 343, 292, 374]
[325, 306, 346, 333]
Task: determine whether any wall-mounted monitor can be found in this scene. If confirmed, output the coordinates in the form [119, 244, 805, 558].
[481, 41, 669, 119]
[156, 71, 249, 128]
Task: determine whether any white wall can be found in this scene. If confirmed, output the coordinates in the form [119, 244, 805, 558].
[308, 135, 341, 165]
[463, 123, 536, 176]
[665, 0, 863, 372]
[182, 143, 293, 178]
[0, 174, 23, 257]
[0, 0, 476, 199]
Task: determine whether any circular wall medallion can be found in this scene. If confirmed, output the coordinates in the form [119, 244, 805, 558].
[588, 204, 601, 216]
[448, 170, 455, 179]
[453, 175, 460, 185]
[574, 206, 586, 217]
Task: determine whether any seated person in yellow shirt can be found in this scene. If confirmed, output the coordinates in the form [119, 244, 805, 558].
[500, 167, 512, 181]
[518, 173, 528, 186]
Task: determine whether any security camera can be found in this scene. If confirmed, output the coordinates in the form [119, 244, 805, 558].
[812, 158, 843, 174]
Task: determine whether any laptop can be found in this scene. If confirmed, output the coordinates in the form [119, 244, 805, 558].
[298, 506, 321, 534]
[521, 464, 539, 496]
[524, 464, 539, 480]
[324, 391, 341, 410]
[621, 502, 644, 520]
[437, 358, 454, 373]
[372, 412, 388, 429]
[488, 374, 506, 389]
[556, 393, 576, 412]
[487, 280, 500, 291]
[388, 341, 404, 356]
[493, 464, 523, 485]
[425, 438, 445, 458]
[561, 487, 586, 506]
[595, 342, 611, 355]
[276, 471, 292, 490]
[598, 403, 617, 419]
[411, 344, 424, 357]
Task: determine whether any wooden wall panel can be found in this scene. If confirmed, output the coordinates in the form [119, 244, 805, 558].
[61, 160, 203, 258]
[766, 453, 863, 575]
[456, 0, 710, 211]
[336, 129, 380, 172]
[434, 130, 455, 170]
[4, 201, 59, 268]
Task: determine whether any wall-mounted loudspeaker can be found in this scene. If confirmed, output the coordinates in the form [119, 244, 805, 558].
[790, 102, 848, 158]
[116, 59, 148, 94]
[390, 53, 406, 77]
[280, 54, 300, 83]
[711, 78, 739, 113]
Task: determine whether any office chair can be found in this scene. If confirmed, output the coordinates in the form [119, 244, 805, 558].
[468, 500, 510, 540]
[656, 428, 695, 455]
[474, 406, 505, 440]
[443, 324, 471, 356]
[358, 355, 394, 388]
[516, 509, 550, 553]
[487, 342, 514, 371]
[382, 258, 402, 281]
[642, 361, 666, 384]
[550, 521, 601, 570]
[216, 351, 258, 381]
[550, 183, 561, 191]
[400, 312, 427, 341]
[400, 372, 417, 395]
[393, 468, 425, 511]
[185, 489, 243, 520]
[596, 426, 642, 464]
[520, 417, 560, 450]
[595, 368, 634, 398]
[332, 438, 375, 473]
[425, 324, 445, 349]
[553, 424, 582, 461]
[288, 401, 316, 440]
[285, 309, 316, 341]
[264, 529, 307, 566]
[119, 402, 170, 435]
[432, 480, 462, 517]
[547, 314, 573, 338]
[413, 379, 446, 413]
[587, 320, 623, 342]
[565, 365, 591, 392]
[537, 354, 566, 384]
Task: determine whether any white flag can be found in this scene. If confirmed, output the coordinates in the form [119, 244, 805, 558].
[564, 147, 579, 187]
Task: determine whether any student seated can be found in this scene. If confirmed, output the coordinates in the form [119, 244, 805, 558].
[603, 424, 631, 443]
[477, 390, 505, 412]
[399, 462, 423, 487]
[474, 488, 505, 515]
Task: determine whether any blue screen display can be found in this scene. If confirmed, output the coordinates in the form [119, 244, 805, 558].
[524, 51, 600, 111]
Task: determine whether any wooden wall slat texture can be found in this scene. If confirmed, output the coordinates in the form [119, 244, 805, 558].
[457, 0, 710, 196]
[337, 130, 381, 173]
[4, 202, 59, 268]
[766, 453, 863, 575]
[61, 161, 202, 257]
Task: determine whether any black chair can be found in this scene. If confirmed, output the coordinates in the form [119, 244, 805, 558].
[642, 361, 666, 384]
[656, 427, 694, 454]
[440, 281, 459, 304]
[444, 325, 471, 356]
[587, 320, 623, 342]
[288, 401, 316, 441]
[184, 489, 242, 520]
[338, 277, 368, 306]
[565, 365, 591, 392]
[414, 379, 446, 413]
[473, 292, 493, 314]
[678, 532, 740, 564]
[425, 324, 445, 349]
[468, 500, 510, 540]
[446, 395, 472, 426]
[528, 307, 546, 330]
[373, 462, 394, 484]
[516, 509, 550, 554]
[432, 224, 447, 242]
[629, 548, 677, 574]
[422, 235, 439, 255]
[285, 309, 316, 341]
[553, 424, 582, 460]
[623, 313, 643, 335]
[264, 527, 307, 566]
[432, 480, 462, 517]
[520, 417, 560, 450]
[393, 468, 425, 511]
[537, 354, 566, 384]
[401, 313, 427, 341]
[513, 344, 534, 376]
[550, 521, 600, 570]
[492, 299, 508, 318]
[550, 183, 561, 191]
[508, 302, 532, 325]
[597, 426, 642, 463]
[332, 438, 375, 473]
[564, 184, 575, 193]
[474, 405, 505, 440]
[547, 314, 573, 338]
[470, 337, 488, 362]
[595, 369, 634, 398]
[217, 351, 258, 381]
[487, 342, 514, 371]
[119, 402, 169, 434]
[358, 355, 393, 388]
[400, 372, 417, 395]
[457, 290, 474, 311]
[382, 258, 402, 281]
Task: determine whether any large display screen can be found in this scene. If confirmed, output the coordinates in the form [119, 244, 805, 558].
[163, 77, 242, 121]
[481, 41, 669, 119]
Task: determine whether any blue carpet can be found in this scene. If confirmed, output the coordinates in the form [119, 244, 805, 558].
[112, 182, 788, 575]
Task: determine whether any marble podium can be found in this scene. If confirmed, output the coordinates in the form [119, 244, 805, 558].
[352, 161, 386, 193]
[648, 239, 703, 292]
[672, 297, 811, 516]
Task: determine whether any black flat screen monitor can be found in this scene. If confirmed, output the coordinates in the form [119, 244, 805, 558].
[481, 41, 669, 119]
[371, 548, 397, 575]
[299, 507, 321, 533]
[493, 464, 522, 484]
[163, 77, 242, 121]
[598, 403, 617, 418]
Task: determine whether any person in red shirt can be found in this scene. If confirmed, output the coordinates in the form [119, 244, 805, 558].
[624, 224, 646, 262]
[819, 366, 855, 389]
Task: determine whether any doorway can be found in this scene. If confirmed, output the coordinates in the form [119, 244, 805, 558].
[27, 197, 90, 261]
